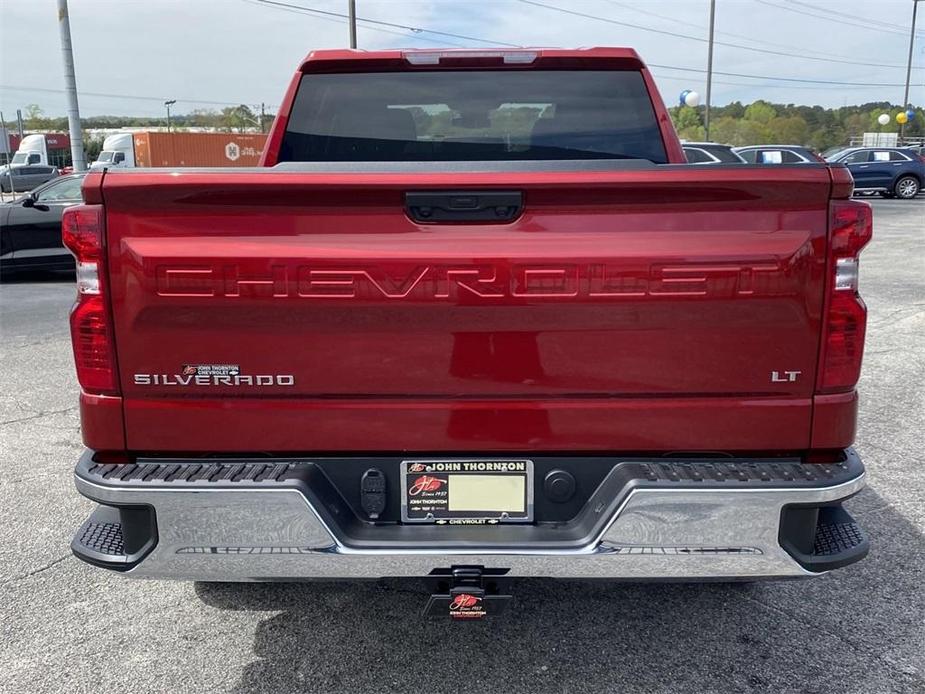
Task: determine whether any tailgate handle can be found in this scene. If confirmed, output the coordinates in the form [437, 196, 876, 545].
[405, 190, 523, 223]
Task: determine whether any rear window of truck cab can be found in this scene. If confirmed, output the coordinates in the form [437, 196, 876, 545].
[279, 70, 668, 164]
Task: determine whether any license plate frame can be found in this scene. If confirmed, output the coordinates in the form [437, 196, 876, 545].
[400, 459, 534, 524]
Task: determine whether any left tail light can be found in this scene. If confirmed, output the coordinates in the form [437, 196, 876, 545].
[818, 200, 873, 393]
[62, 205, 120, 395]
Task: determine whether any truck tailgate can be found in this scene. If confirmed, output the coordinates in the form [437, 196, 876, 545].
[100, 166, 831, 452]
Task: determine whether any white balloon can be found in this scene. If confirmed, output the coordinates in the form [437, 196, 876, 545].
[877, 113, 890, 126]
[684, 90, 701, 108]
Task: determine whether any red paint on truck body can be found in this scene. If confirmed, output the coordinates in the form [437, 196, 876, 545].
[75, 48, 863, 456]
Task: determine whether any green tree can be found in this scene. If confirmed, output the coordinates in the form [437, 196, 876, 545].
[904, 108, 924, 137]
[83, 136, 103, 161]
[221, 104, 258, 132]
[671, 106, 706, 141]
[768, 116, 809, 144]
[809, 126, 846, 152]
[734, 119, 772, 146]
[23, 104, 49, 129]
[709, 116, 740, 146]
[743, 100, 777, 125]
[723, 101, 746, 119]
[188, 108, 222, 129]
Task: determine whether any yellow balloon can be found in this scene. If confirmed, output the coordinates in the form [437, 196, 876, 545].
[896, 112, 909, 124]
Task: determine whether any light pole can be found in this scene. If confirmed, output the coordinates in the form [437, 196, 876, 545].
[56, 0, 87, 171]
[164, 100, 176, 133]
[348, 0, 357, 48]
[705, 0, 716, 141]
[901, 0, 920, 142]
[0, 111, 15, 198]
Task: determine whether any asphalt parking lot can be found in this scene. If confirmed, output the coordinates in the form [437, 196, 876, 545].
[1, 197, 923, 694]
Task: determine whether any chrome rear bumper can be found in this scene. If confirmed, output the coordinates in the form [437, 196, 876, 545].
[72, 451, 868, 581]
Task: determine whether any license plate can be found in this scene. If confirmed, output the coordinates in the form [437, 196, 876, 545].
[401, 460, 533, 524]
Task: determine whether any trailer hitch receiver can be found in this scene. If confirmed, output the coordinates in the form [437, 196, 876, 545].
[423, 566, 512, 619]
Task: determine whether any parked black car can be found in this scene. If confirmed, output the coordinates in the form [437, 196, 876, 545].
[734, 145, 824, 164]
[682, 142, 746, 164]
[0, 164, 60, 193]
[1, 173, 86, 273]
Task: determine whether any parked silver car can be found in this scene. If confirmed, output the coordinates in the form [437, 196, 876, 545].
[734, 145, 825, 164]
[682, 142, 746, 164]
[0, 164, 60, 193]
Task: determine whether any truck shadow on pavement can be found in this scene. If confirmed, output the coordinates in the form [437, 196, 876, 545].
[195, 488, 924, 694]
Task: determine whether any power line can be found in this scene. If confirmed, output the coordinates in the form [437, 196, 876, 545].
[247, 0, 919, 87]
[757, 0, 925, 38]
[783, 0, 925, 35]
[0, 84, 275, 109]
[651, 69, 897, 91]
[252, 0, 521, 47]
[240, 0, 465, 47]
[600, 0, 908, 65]
[249, 0, 918, 89]
[647, 63, 908, 87]
[519, 0, 922, 69]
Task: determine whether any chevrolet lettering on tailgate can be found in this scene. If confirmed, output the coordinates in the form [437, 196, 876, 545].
[154, 262, 786, 299]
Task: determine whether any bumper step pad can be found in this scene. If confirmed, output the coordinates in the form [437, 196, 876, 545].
[71, 504, 157, 571]
[78, 518, 125, 556]
[814, 517, 865, 556]
[812, 506, 867, 561]
[781, 505, 869, 573]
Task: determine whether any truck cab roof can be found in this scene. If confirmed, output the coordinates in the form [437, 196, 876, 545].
[297, 47, 645, 70]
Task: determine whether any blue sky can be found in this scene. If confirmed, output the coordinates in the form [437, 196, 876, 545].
[1, 0, 923, 117]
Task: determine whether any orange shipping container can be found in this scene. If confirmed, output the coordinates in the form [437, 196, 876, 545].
[132, 132, 267, 167]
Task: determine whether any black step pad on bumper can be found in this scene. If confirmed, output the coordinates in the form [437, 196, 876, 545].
[78, 516, 124, 556]
[815, 510, 866, 556]
[71, 504, 157, 571]
[779, 501, 868, 573]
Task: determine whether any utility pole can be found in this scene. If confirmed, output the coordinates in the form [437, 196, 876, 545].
[164, 100, 176, 133]
[16, 109, 24, 139]
[704, 0, 716, 141]
[348, 0, 357, 48]
[901, 0, 920, 142]
[0, 111, 15, 197]
[260, 102, 267, 133]
[56, 0, 86, 171]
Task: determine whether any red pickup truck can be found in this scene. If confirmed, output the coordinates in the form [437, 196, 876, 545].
[67, 48, 869, 615]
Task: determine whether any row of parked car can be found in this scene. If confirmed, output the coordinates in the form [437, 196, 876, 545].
[2, 142, 922, 274]
[1, 172, 86, 273]
[683, 143, 925, 199]
[0, 163, 60, 193]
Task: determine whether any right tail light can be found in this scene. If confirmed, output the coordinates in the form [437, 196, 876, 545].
[818, 200, 873, 393]
[62, 204, 120, 396]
